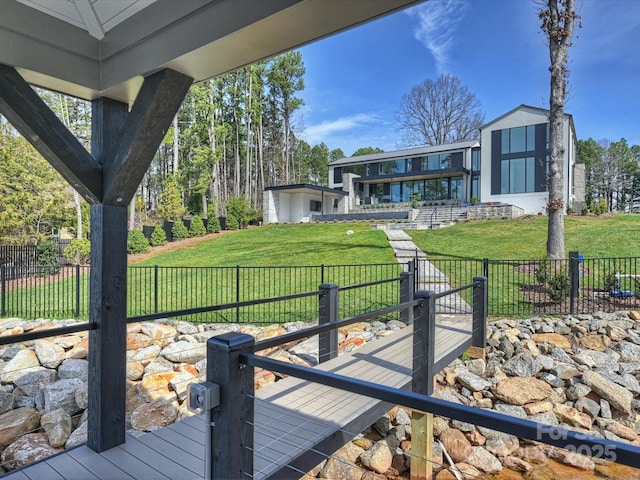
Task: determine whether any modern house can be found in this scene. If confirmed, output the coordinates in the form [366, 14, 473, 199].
[264, 105, 584, 223]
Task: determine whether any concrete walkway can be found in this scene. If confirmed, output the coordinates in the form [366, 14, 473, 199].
[384, 229, 471, 314]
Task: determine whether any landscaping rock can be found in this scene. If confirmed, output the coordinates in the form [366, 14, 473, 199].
[582, 370, 633, 415]
[438, 428, 472, 463]
[359, 439, 393, 474]
[1, 350, 40, 384]
[493, 377, 553, 405]
[160, 341, 206, 364]
[1, 433, 62, 471]
[40, 408, 72, 447]
[34, 339, 65, 369]
[0, 407, 41, 446]
[130, 398, 178, 431]
[43, 378, 84, 415]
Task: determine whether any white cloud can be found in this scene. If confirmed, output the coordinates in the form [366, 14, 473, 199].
[406, 0, 469, 74]
[302, 113, 379, 145]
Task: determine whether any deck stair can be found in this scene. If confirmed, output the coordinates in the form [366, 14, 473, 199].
[413, 206, 467, 228]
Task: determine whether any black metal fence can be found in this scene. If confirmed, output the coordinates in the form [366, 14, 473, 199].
[1, 263, 407, 322]
[3, 253, 640, 320]
[422, 252, 640, 316]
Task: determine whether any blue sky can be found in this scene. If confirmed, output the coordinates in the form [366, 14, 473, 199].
[297, 0, 640, 157]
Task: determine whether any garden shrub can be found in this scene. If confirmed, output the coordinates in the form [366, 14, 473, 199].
[127, 229, 150, 254]
[548, 272, 570, 302]
[171, 221, 189, 241]
[226, 213, 239, 230]
[534, 258, 548, 285]
[37, 237, 60, 275]
[64, 239, 91, 264]
[150, 226, 167, 247]
[206, 215, 221, 233]
[188, 216, 206, 237]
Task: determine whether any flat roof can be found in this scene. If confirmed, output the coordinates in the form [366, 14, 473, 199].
[265, 184, 348, 196]
[329, 140, 480, 166]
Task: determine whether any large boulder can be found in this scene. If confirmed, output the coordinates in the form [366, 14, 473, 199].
[0, 407, 41, 446]
[1, 433, 62, 471]
[492, 377, 553, 406]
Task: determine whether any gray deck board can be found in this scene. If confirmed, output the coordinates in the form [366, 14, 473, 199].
[3, 315, 472, 480]
[66, 447, 135, 480]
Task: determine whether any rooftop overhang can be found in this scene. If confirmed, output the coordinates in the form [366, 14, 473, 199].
[265, 184, 348, 197]
[1, 0, 421, 104]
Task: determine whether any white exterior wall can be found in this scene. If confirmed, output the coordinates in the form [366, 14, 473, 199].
[263, 189, 345, 224]
[263, 190, 278, 224]
[480, 107, 575, 215]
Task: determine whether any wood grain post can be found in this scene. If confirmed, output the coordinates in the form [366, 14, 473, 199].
[207, 332, 255, 480]
[411, 290, 436, 480]
[87, 97, 129, 452]
[472, 276, 488, 350]
[319, 283, 339, 363]
[400, 271, 414, 325]
[88, 204, 128, 451]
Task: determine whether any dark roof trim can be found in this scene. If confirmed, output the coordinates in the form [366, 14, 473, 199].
[265, 184, 348, 195]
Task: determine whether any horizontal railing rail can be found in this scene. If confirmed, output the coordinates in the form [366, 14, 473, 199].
[240, 353, 640, 469]
[126, 290, 320, 323]
[254, 298, 419, 352]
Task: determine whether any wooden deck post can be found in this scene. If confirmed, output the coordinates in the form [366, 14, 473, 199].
[207, 332, 255, 480]
[470, 276, 488, 358]
[87, 98, 129, 452]
[411, 290, 436, 480]
[400, 271, 414, 325]
[319, 283, 339, 363]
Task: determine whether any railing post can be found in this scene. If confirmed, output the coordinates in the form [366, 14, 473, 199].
[472, 276, 488, 349]
[207, 332, 255, 480]
[1, 264, 5, 317]
[318, 283, 339, 363]
[483, 257, 489, 279]
[411, 290, 436, 480]
[399, 271, 414, 325]
[75, 264, 80, 318]
[154, 265, 159, 314]
[569, 251, 579, 315]
[412, 290, 436, 396]
[236, 265, 240, 323]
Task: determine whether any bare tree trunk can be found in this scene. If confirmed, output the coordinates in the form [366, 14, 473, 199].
[73, 190, 83, 239]
[129, 197, 136, 231]
[172, 115, 179, 175]
[541, 0, 577, 259]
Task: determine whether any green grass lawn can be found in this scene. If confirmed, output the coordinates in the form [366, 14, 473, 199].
[5, 215, 640, 320]
[408, 214, 640, 259]
[133, 223, 397, 266]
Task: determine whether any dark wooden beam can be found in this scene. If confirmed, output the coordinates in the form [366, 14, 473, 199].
[87, 204, 128, 452]
[0, 64, 103, 203]
[102, 69, 193, 206]
[87, 97, 129, 453]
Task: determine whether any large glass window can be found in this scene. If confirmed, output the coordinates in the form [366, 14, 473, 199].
[390, 182, 401, 202]
[501, 126, 537, 154]
[333, 167, 342, 184]
[422, 152, 461, 171]
[451, 177, 463, 200]
[471, 148, 480, 171]
[381, 159, 406, 174]
[471, 175, 480, 200]
[501, 157, 536, 194]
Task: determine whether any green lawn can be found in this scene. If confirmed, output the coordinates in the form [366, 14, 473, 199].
[133, 223, 397, 266]
[5, 215, 640, 320]
[408, 214, 640, 259]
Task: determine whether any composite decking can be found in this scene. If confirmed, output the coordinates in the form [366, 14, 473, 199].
[4, 314, 473, 480]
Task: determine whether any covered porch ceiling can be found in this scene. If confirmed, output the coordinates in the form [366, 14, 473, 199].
[2, 0, 422, 104]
